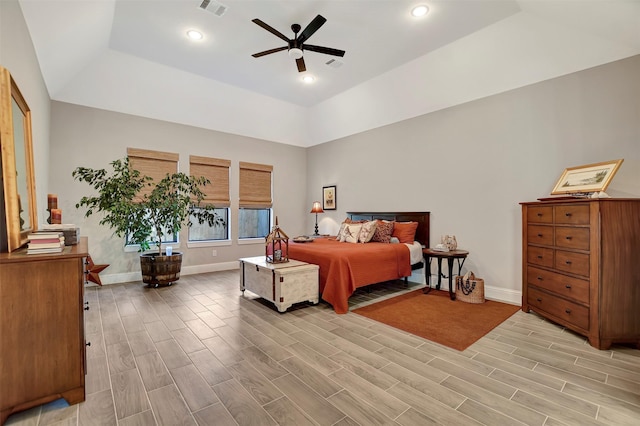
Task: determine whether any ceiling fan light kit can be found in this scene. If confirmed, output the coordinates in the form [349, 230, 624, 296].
[252, 14, 345, 73]
[288, 48, 303, 59]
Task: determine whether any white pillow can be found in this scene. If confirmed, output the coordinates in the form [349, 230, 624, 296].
[358, 220, 378, 243]
[336, 222, 348, 240]
[341, 224, 362, 243]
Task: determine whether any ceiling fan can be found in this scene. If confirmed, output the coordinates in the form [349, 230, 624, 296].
[251, 14, 345, 72]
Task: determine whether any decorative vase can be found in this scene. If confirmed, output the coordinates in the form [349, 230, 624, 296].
[441, 235, 458, 251]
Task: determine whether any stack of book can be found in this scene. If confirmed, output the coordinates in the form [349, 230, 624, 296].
[40, 224, 80, 245]
[27, 232, 65, 254]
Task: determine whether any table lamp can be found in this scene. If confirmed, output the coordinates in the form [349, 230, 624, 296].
[310, 201, 324, 236]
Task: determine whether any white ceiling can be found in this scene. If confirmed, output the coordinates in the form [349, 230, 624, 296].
[18, 0, 640, 147]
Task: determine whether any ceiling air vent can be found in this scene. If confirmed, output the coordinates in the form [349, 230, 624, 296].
[199, 0, 228, 17]
[325, 58, 344, 69]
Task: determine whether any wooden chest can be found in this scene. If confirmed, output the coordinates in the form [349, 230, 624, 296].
[239, 256, 319, 312]
[521, 199, 640, 350]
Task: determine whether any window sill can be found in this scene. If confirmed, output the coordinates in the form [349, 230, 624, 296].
[187, 240, 232, 249]
[237, 238, 265, 245]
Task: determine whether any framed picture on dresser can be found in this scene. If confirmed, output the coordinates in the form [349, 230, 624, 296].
[551, 159, 623, 195]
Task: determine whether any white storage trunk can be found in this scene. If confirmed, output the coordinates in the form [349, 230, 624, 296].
[239, 256, 319, 312]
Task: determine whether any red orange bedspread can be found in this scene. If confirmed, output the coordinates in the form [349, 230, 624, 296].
[289, 237, 411, 314]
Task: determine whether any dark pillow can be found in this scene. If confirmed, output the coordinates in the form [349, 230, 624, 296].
[371, 220, 394, 243]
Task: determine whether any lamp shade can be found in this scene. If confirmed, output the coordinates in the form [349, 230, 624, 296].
[310, 201, 324, 214]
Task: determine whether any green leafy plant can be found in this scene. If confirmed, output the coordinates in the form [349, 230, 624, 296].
[73, 158, 224, 254]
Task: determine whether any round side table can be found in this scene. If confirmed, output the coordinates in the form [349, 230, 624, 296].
[422, 248, 469, 300]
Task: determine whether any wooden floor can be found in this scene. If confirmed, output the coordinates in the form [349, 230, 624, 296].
[5, 270, 640, 426]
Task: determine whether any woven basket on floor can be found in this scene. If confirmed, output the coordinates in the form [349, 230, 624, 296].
[455, 271, 485, 304]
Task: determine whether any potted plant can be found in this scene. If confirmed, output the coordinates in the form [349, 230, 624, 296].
[72, 158, 224, 286]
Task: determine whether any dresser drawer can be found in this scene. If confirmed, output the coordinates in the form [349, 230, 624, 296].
[527, 266, 589, 305]
[528, 206, 553, 224]
[555, 226, 590, 250]
[527, 246, 554, 268]
[554, 205, 590, 225]
[528, 287, 589, 331]
[527, 225, 553, 246]
[555, 250, 589, 277]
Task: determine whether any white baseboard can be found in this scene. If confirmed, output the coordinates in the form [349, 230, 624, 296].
[91, 262, 522, 307]
[485, 285, 521, 306]
[92, 261, 239, 286]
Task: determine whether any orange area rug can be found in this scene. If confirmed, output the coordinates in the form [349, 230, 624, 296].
[352, 289, 520, 351]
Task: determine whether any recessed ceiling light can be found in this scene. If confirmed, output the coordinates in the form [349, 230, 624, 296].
[186, 29, 203, 40]
[411, 5, 429, 17]
[302, 75, 315, 84]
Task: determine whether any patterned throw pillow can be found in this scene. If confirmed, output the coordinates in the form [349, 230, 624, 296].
[336, 222, 348, 241]
[358, 220, 378, 243]
[336, 218, 365, 240]
[371, 220, 394, 243]
[341, 224, 363, 243]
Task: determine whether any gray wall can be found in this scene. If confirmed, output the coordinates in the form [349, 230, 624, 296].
[307, 55, 640, 303]
[49, 102, 308, 283]
[0, 0, 51, 222]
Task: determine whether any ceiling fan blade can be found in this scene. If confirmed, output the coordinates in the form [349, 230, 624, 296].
[297, 14, 326, 44]
[303, 44, 345, 57]
[296, 57, 306, 73]
[252, 46, 288, 58]
[252, 18, 290, 43]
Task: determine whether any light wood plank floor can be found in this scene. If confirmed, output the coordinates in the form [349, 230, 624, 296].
[6, 270, 640, 426]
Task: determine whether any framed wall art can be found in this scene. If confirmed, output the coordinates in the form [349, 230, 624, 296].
[322, 185, 336, 210]
[551, 159, 623, 195]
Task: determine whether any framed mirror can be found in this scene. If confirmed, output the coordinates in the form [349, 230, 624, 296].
[1, 66, 37, 252]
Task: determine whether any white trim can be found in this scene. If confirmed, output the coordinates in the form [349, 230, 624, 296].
[92, 261, 239, 285]
[186, 239, 232, 248]
[237, 238, 264, 245]
[485, 286, 521, 306]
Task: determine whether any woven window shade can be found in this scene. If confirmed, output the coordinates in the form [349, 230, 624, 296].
[239, 162, 273, 208]
[127, 148, 178, 200]
[189, 155, 231, 207]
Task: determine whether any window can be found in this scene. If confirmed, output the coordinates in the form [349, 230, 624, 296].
[188, 155, 231, 243]
[238, 208, 270, 238]
[127, 147, 178, 200]
[125, 148, 179, 248]
[189, 207, 229, 241]
[239, 162, 273, 240]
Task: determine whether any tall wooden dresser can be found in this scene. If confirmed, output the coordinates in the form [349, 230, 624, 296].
[521, 199, 640, 350]
[0, 238, 89, 424]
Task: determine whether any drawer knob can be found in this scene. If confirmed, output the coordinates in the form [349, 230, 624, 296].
[565, 212, 572, 217]
[565, 260, 572, 264]
[537, 255, 543, 259]
[537, 298, 542, 302]
[565, 236, 572, 240]
[565, 284, 572, 289]
[565, 309, 572, 314]
[537, 213, 543, 217]
[537, 233, 543, 237]
[537, 276, 543, 281]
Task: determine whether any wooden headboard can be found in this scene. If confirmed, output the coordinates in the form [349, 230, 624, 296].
[347, 212, 430, 248]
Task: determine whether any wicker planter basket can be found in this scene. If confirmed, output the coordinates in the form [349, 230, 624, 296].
[140, 252, 182, 287]
[455, 271, 485, 304]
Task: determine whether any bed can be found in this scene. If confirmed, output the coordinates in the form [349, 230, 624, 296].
[288, 211, 430, 314]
